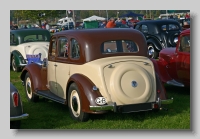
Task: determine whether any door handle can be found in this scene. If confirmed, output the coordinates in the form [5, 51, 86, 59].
[54, 64, 57, 67]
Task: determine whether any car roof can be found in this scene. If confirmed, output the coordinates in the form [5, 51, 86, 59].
[53, 28, 148, 62]
[137, 19, 180, 24]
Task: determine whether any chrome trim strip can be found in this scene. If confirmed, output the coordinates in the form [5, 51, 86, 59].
[166, 79, 184, 87]
[19, 64, 27, 66]
[10, 113, 29, 121]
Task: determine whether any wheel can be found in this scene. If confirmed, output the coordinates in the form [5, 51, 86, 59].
[24, 72, 39, 102]
[148, 44, 158, 59]
[68, 83, 89, 122]
[11, 56, 21, 72]
[10, 121, 21, 129]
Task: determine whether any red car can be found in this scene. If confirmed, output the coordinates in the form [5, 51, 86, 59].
[151, 28, 190, 87]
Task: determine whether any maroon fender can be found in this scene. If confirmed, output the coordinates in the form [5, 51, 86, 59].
[20, 64, 48, 91]
[67, 74, 104, 114]
[155, 72, 168, 100]
[151, 58, 172, 83]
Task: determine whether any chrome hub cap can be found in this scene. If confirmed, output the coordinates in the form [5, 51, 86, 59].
[26, 77, 32, 99]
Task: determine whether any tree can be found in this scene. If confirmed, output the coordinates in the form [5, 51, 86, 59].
[12, 10, 66, 27]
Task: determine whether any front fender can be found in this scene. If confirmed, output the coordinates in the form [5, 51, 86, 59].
[151, 58, 172, 83]
[20, 63, 48, 91]
[11, 50, 26, 67]
[147, 39, 162, 51]
[67, 74, 103, 114]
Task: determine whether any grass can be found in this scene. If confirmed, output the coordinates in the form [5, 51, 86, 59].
[10, 70, 190, 129]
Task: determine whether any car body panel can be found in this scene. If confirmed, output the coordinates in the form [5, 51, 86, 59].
[153, 28, 190, 87]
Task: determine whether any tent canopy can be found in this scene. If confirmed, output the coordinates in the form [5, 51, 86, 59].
[83, 15, 106, 22]
[120, 12, 144, 18]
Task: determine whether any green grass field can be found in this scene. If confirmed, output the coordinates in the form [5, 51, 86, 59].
[10, 70, 190, 129]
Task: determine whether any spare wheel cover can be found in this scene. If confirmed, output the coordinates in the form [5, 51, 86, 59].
[28, 46, 48, 60]
[110, 63, 152, 104]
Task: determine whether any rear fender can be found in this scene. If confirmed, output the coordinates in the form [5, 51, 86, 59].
[147, 39, 162, 51]
[11, 50, 26, 67]
[67, 74, 103, 113]
[20, 63, 48, 91]
[151, 58, 172, 83]
[155, 73, 167, 100]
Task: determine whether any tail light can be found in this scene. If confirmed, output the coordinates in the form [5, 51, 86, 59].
[11, 92, 19, 107]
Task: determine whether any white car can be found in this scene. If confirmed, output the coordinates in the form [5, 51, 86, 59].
[10, 28, 51, 72]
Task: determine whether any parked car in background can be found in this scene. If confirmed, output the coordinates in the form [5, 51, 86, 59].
[151, 28, 190, 87]
[20, 28, 173, 122]
[10, 28, 51, 72]
[134, 20, 181, 58]
[115, 22, 129, 28]
[10, 82, 29, 129]
[49, 24, 61, 33]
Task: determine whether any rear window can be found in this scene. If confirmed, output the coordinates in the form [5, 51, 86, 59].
[24, 34, 49, 42]
[101, 40, 138, 53]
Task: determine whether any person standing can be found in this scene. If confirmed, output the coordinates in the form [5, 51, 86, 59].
[106, 18, 116, 28]
[45, 22, 50, 31]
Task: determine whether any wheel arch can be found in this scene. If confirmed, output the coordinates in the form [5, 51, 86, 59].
[11, 50, 26, 67]
[20, 63, 48, 92]
[67, 74, 104, 114]
[147, 39, 162, 51]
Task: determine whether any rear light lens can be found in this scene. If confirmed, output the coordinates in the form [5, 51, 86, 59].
[12, 92, 19, 107]
[152, 103, 159, 109]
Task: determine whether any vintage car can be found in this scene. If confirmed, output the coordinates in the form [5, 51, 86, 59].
[10, 28, 51, 72]
[151, 28, 190, 87]
[10, 82, 29, 129]
[20, 28, 173, 122]
[134, 20, 182, 59]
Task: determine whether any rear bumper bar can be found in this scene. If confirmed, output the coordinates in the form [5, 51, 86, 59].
[89, 97, 173, 113]
[10, 113, 29, 121]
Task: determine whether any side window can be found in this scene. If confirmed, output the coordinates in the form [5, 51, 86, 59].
[10, 34, 17, 45]
[169, 24, 179, 30]
[58, 37, 68, 58]
[161, 25, 167, 31]
[49, 38, 57, 56]
[135, 25, 140, 30]
[71, 39, 80, 59]
[141, 25, 148, 33]
[179, 35, 190, 53]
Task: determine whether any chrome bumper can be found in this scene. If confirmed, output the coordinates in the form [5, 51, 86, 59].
[89, 98, 173, 112]
[10, 113, 29, 121]
[90, 102, 117, 112]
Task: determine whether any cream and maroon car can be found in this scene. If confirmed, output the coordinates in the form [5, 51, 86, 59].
[20, 28, 173, 122]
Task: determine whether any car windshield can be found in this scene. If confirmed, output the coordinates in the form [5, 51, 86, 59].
[101, 40, 138, 53]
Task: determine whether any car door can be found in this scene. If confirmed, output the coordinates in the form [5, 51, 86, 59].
[47, 37, 57, 95]
[54, 36, 70, 99]
[175, 34, 190, 84]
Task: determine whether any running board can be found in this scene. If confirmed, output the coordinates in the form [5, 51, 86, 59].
[36, 90, 67, 105]
[166, 79, 184, 87]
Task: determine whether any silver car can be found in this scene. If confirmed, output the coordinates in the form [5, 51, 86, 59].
[10, 82, 29, 129]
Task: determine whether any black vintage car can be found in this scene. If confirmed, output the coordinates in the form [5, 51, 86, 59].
[134, 20, 181, 58]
